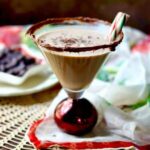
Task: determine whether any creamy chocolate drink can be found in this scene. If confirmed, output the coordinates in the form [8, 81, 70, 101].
[38, 28, 110, 91]
[27, 17, 123, 91]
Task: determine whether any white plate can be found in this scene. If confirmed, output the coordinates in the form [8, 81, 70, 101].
[0, 73, 58, 97]
[0, 43, 59, 96]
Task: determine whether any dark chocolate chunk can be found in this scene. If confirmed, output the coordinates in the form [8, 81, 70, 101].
[7, 61, 25, 76]
[23, 57, 36, 65]
[0, 64, 5, 72]
[0, 47, 37, 76]
[5, 58, 18, 70]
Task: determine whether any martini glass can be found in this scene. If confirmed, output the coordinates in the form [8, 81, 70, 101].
[27, 17, 123, 135]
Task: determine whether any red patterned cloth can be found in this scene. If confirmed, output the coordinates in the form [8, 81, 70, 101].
[28, 118, 150, 150]
[0, 26, 22, 47]
[132, 36, 150, 53]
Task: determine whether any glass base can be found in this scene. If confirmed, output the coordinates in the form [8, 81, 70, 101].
[54, 97, 98, 135]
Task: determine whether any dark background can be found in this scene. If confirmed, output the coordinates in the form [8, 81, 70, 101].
[0, 0, 150, 33]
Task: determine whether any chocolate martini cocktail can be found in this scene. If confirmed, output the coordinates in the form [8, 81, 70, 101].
[27, 17, 123, 135]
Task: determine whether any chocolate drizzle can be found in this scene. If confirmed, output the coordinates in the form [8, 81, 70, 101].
[27, 17, 124, 52]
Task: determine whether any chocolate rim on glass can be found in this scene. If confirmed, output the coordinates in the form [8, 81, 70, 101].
[27, 17, 123, 135]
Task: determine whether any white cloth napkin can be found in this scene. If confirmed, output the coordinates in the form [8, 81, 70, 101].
[100, 52, 149, 106]
[33, 79, 150, 145]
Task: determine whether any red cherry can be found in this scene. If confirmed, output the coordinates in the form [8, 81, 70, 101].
[54, 98, 98, 135]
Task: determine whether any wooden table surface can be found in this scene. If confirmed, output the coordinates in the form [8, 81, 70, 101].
[0, 83, 63, 150]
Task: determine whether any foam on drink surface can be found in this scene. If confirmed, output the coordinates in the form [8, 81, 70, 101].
[38, 27, 109, 48]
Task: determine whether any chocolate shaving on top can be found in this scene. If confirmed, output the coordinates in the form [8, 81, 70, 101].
[61, 38, 77, 46]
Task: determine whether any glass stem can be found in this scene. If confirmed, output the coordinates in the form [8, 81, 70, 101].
[65, 89, 84, 99]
